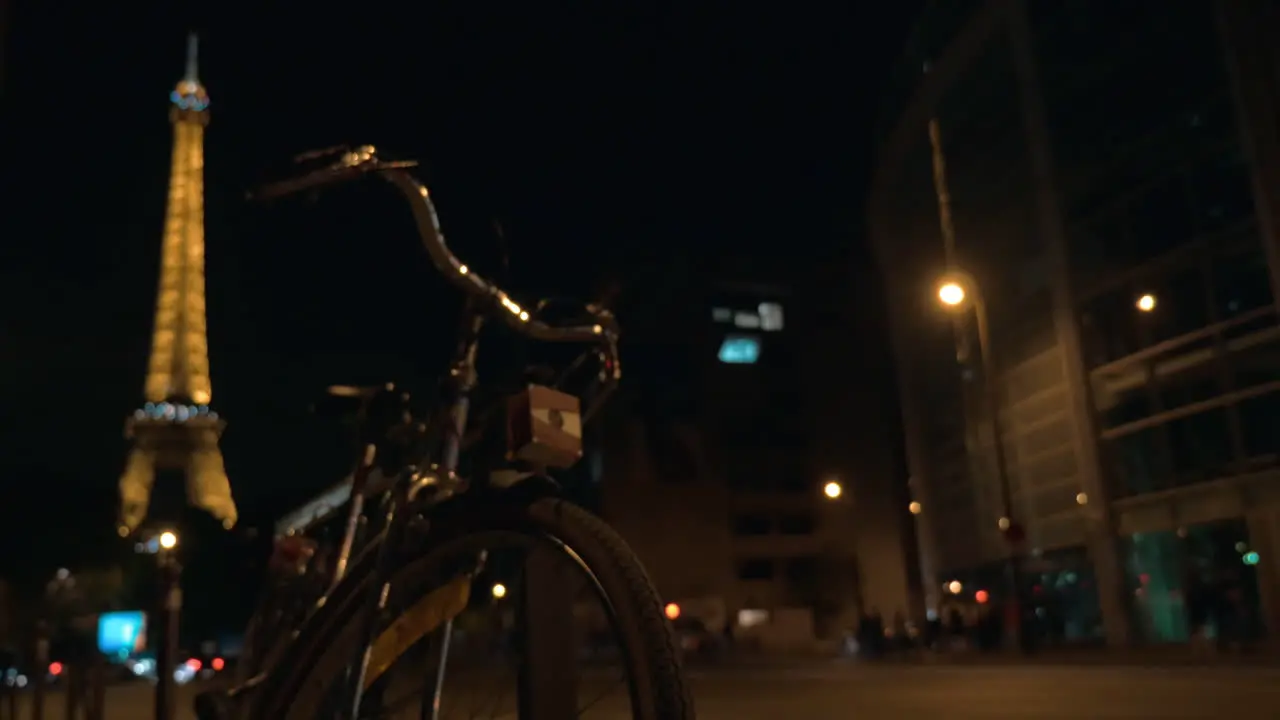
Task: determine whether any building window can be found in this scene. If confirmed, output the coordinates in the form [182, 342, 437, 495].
[734, 311, 761, 329]
[737, 608, 770, 628]
[1239, 391, 1280, 458]
[777, 514, 815, 536]
[732, 515, 772, 536]
[736, 559, 774, 581]
[1166, 408, 1236, 486]
[1190, 153, 1254, 232]
[1107, 427, 1171, 497]
[757, 302, 785, 331]
[711, 302, 785, 332]
[784, 556, 820, 586]
[1212, 248, 1271, 319]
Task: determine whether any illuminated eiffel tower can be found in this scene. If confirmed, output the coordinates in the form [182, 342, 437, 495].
[118, 34, 237, 534]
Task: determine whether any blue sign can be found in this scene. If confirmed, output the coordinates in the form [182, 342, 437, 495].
[718, 335, 761, 364]
[97, 611, 147, 657]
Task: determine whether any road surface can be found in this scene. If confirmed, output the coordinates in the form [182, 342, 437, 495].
[8, 662, 1280, 718]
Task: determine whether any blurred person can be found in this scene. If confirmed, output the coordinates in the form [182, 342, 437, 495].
[891, 610, 911, 655]
[857, 608, 886, 659]
[947, 605, 966, 651]
[1185, 571, 1213, 658]
[1216, 569, 1245, 654]
[923, 612, 942, 651]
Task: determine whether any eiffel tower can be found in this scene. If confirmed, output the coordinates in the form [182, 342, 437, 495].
[118, 35, 237, 534]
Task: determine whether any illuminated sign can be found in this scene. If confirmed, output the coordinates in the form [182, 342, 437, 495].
[718, 335, 761, 364]
[98, 611, 147, 657]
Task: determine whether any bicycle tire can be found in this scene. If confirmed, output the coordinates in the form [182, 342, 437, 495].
[253, 491, 695, 719]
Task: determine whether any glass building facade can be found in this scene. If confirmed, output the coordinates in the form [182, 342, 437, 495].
[872, 0, 1280, 645]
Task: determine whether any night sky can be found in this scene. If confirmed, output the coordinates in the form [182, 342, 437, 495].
[0, 3, 920, 599]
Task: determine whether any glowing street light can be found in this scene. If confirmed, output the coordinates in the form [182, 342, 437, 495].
[823, 481, 843, 500]
[947, 580, 963, 595]
[908, 501, 922, 515]
[1136, 294, 1156, 312]
[937, 281, 967, 307]
[158, 531, 178, 550]
[491, 583, 507, 599]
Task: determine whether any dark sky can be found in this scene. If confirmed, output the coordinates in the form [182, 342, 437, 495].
[0, 4, 920, 581]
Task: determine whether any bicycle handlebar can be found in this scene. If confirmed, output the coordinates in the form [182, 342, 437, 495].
[250, 146, 622, 396]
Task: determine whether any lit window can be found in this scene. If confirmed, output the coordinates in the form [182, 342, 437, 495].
[758, 302, 784, 331]
[711, 307, 732, 322]
[733, 312, 761, 329]
[737, 609, 769, 628]
[718, 335, 760, 364]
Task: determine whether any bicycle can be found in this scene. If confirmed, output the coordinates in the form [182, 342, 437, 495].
[194, 145, 695, 719]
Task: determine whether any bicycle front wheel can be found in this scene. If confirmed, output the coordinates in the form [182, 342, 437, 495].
[260, 492, 695, 719]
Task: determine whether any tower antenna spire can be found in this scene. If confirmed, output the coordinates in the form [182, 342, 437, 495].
[184, 33, 199, 83]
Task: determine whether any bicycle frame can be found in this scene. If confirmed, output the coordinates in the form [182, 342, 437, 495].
[226, 145, 622, 719]
[340, 310, 483, 718]
[233, 321, 486, 718]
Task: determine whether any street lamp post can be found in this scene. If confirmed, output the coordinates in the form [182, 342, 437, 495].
[153, 531, 182, 720]
[937, 273, 1030, 654]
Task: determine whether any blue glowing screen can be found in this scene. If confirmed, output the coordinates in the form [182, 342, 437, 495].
[98, 611, 147, 656]
[718, 335, 760, 364]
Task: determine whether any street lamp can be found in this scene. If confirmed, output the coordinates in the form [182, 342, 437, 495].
[938, 281, 966, 307]
[822, 481, 843, 500]
[935, 270, 1029, 654]
[1136, 293, 1156, 312]
[152, 530, 182, 720]
[491, 583, 507, 600]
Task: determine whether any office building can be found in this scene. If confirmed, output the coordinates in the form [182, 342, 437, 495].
[601, 257, 914, 646]
[872, 0, 1280, 644]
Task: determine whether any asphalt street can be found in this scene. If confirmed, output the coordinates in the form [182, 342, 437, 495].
[688, 663, 1280, 719]
[7, 662, 1279, 719]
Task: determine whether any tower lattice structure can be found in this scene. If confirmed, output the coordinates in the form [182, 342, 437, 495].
[118, 35, 237, 534]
